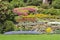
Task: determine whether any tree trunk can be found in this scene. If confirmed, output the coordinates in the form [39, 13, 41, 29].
[43, 0, 48, 4]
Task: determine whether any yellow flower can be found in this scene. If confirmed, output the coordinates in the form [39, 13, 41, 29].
[46, 27, 52, 33]
[22, 14, 35, 18]
[22, 14, 48, 18]
[35, 14, 47, 18]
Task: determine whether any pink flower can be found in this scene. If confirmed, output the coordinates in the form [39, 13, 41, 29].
[17, 12, 22, 16]
[13, 7, 36, 16]
[23, 12, 28, 16]
[13, 8, 20, 13]
[21, 7, 36, 12]
[27, 8, 36, 12]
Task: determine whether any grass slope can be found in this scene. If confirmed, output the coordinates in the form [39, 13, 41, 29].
[0, 34, 60, 40]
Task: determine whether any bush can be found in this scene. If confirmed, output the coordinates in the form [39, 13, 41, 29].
[10, 0, 26, 8]
[41, 4, 50, 9]
[26, 0, 42, 6]
[54, 29, 60, 34]
[44, 8, 58, 15]
[3, 21, 15, 33]
[0, 23, 3, 33]
[52, 0, 60, 9]
[0, 1, 15, 23]
[38, 8, 60, 15]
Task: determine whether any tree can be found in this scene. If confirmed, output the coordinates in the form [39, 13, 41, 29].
[43, 0, 52, 5]
[43, 0, 48, 4]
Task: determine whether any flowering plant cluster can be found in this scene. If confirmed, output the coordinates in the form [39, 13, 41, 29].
[13, 6, 38, 16]
[13, 6, 53, 22]
[15, 14, 48, 22]
[46, 27, 52, 33]
[22, 14, 48, 18]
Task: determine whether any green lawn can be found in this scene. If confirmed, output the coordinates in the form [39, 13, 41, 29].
[0, 34, 60, 40]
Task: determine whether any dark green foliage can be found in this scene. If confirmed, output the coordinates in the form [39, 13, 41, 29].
[52, 0, 60, 9]
[0, 1, 15, 23]
[3, 21, 15, 33]
[0, 21, 16, 34]
[26, 0, 42, 6]
[38, 8, 60, 15]
[0, 23, 3, 33]
[42, 8, 58, 15]
[10, 0, 26, 8]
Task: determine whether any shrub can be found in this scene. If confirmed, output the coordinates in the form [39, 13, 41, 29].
[13, 6, 38, 16]
[3, 21, 15, 33]
[10, 0, 26, 8]
[38, 8, 60, 15]
[55, 30, 60, 34]
[26, 0, 42, 6]
[45, 8, 58, 15]
[41, 4, 50, 9]
[46, 8, 60, 15]
[0, 1, 15, 23]
[0, 23, 3, 33]
[52, 0, 60, 9]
